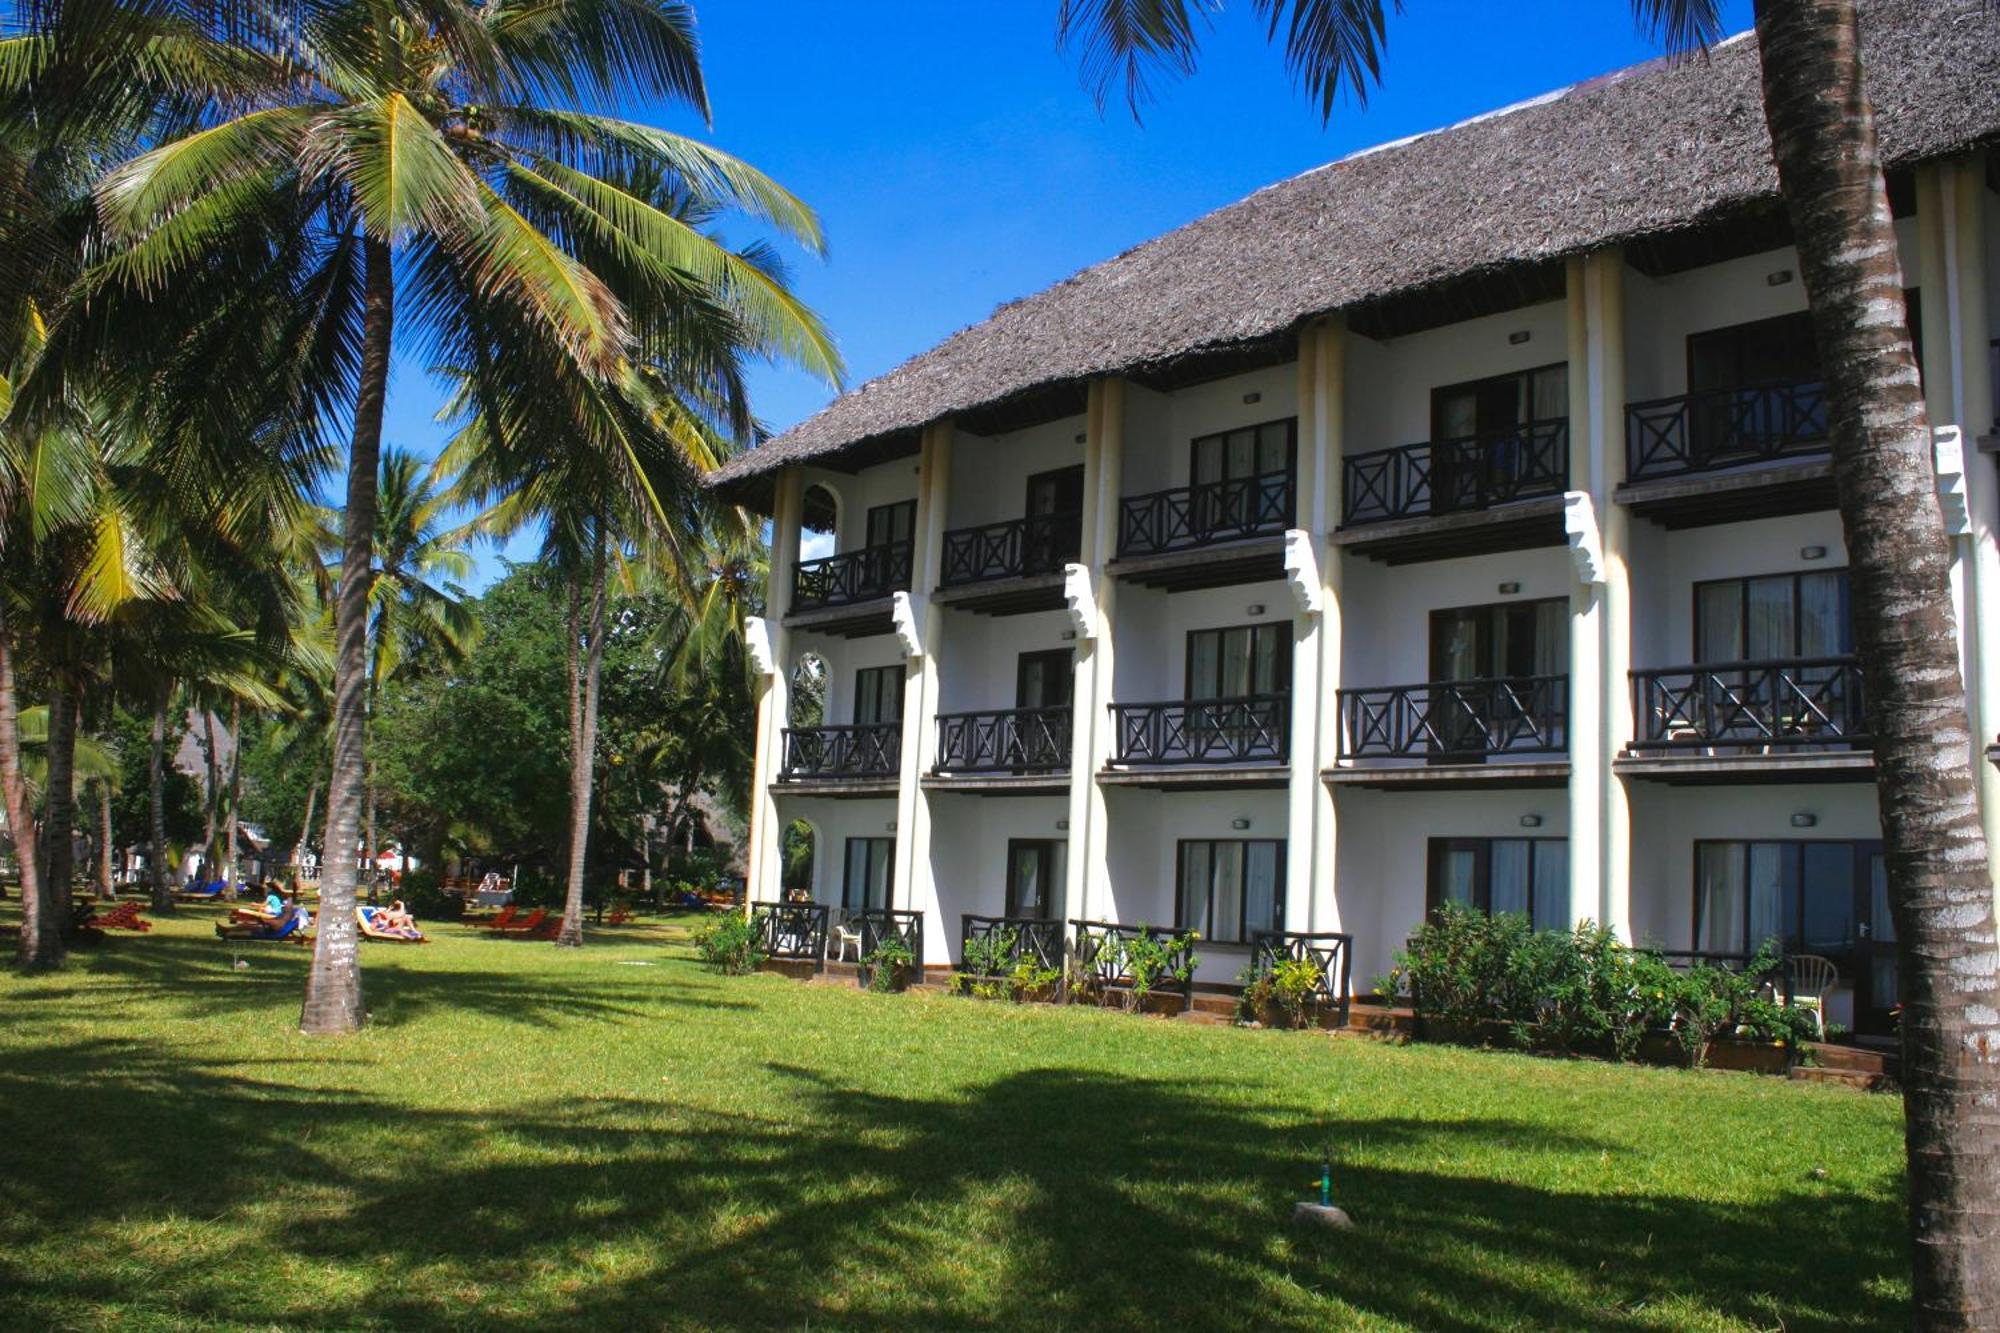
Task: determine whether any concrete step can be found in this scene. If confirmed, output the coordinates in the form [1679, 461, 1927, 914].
[1806, 1041, 1898, 1076]
[1790, 1064, 1894, 1092]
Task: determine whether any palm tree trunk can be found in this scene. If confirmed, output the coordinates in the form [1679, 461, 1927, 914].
[26, 686, 78, 966]
[148, 682, 171, 912]
[94, 777, 113, 899]
[222, 700, 242, 896]
[0, 602, 44, 957]
[301, 234, 392, 1035]
[294, 777, 317, 878]
[1754, 2, 2000, 1322]
[558, 528, 608, 947]
[200, 707, 219, 876]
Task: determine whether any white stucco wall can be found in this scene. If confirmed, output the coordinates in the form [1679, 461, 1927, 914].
[926, 792, 1071, 962]
[934, 609, 1074, 714]
[944, 418, 1087, 530]
[1628, 512, 1851, 670]
[1118, 364, 1299, 496]
[1343, 298, 1569, 452]
[1109, 578, 1294, 704]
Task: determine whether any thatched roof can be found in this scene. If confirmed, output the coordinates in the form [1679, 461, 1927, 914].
[710, 0, 2000, 505]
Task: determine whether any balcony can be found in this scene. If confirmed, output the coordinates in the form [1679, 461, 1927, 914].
[1104, 696, 1289, 788]
[778, 724, 901, 791]
[1335, 421, 1570, 564]
[788, 542, 911, 634]
[751, 901, 829, 969]
[933, 707, 1071, 774]
[1070, 919, 1198, 1013]
[1620, 380, 1835, 526]
[1249, 931, 1355, 1027]
[958, 914, 1065, 975]
[1622, 656, 1872, 784]
[1111, 469, 1293, 590]
[933, 512, 1081, 615]
[1331, 676, 1567, 787]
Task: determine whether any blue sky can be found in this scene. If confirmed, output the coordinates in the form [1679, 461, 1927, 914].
[410, 0, 1754, 584]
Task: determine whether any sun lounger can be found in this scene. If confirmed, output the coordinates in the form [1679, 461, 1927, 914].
[605, 908, 632, 926]
[356, 906, 427, 943]
[492, 907, 548, 934]
[79, 902, 151, 932]
[475, 905, 520, 930]
[214, 909, 309, 943]
[174, 881, 228, 901]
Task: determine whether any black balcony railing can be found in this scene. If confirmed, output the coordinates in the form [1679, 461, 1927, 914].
[934, 706, 1072, 774]
[1338, 675, 1567, 759]
[1631, 656, 1866, 749]
[1342, 420, 1569, 526]
[752, 901, 829, 967]
[791, 541, 912, 612]
[1110, 695, 1289, 765]
[1250, 930, 1355, 1027]
[779, 724, 901, 779]
[851, 907, 924, 982]
[940, 511, 1082, 586]
[1069, 919, 1198, 1012]
[1116, 468, 1294, 557]
[959, 914, 1065, 974]
[1625, 379, 1829, 482]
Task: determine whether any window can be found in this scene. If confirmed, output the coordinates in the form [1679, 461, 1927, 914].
[1426, 838, 1569, 932]
[1006, 840, 1065, 919]
[1694, 839, 1877, 956]
[1695, 570, 1852, 661]
[1015, 650, 1072, 709]
[1186, 622, 1290, 700]
[1431, 364, 1567, 441]
[1688, 311, 1820, 392]
[1190, 418, 1295, 485]
[1429, 599, 1568, 681]
[852, 666, 904, 726]
[842, 837, 893, 912]
[864, 500, 915, 548]
[1177, 840, 1283, 944]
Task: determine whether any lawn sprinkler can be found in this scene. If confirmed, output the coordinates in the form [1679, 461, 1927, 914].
[1292, 1151, 1351, 1230]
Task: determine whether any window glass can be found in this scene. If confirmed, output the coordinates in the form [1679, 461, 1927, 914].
[1212, 844, 1245, 943]
[1178, 840, 1281, 943]
[852, 666, 903, 726]
[1799, 572, 1852, 656]
[843, 838, 892, 911]
[1191, 420, 1294, 484]
[1697, 843, 1746, 954]
[864, 500, 914, 547]
[1178, 843, 1212, 935]
[1245, 842, 1281, 937]
[1747, 843, 1786, 947]
[1531, 842, 1569, 932]
[1490, 840, 1531, 918]
[1745, 576, 1796, 659]
[1187, 624, 1287, 700]
[1697, 583, 1745, 662]
[1436, 847, 1479, 907]
[1696, 571, 1853, 661]
[1800, 842, 1857, 953]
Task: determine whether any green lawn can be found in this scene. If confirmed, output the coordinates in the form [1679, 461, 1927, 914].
[0, 905, 1908, 1331]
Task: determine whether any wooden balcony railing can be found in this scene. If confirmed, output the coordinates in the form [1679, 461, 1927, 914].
[940, 511, 1082, 586]
[1116, 468, 1294, 557]
[851, 907, 925, 981]
[1630, 656, 1866, 749]
[1069, 919, 1198, 1012]
[1341, 419, 1569, 526]
[779, 724, 901, 779]
[1109, 695, 1289, 765]
[1338, 675, 1567, 759]
[751, 901, 829, 966]
[958, 914, 1065, 974]
[791, 541, 912, 612]
[1250, 930, 1355, 1027]
[934, 706, 1071, 773]
[1625, 379, 1829, 482]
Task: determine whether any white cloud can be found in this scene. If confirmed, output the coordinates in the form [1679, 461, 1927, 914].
[799, 529, 836, 562]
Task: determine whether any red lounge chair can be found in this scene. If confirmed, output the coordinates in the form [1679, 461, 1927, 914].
[493, 908, 547, 934]
[80, 902, 151, 932]
[522, 915, 562, 940]
[605, 908, 632, 927]
[476, 905, 520, 930]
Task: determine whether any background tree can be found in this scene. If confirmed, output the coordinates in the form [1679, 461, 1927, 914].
[1052, 0, 2000, 1320]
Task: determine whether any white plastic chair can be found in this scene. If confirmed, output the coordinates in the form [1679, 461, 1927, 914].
[830, 913, 862, 963]
[1786, 954, 1840, 1040]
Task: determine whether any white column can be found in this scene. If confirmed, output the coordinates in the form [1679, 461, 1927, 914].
[1069, 379, 1124, 926]
[894, 422, 952, 964]
[745, 469, 802, 909]
[1285, 320, 1344, 934]
[1942, 159, 2000, 873]
[1567, 249, 1632, 936]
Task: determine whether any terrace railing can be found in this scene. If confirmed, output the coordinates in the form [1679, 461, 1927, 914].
[1068, 919, 1198, 1012]
[1341, 419, 1569, 526]
[1338, 675, 1567, 759]
[752, 901, 829, 967]
[779, 724, 901, 779]
[939, 511, 1083, 585]
[958, 914, 1066, 974]
[933, 706, 1072, 774]
[1249, 930, 1355, 1027]
[790, 540, 912, 612]
[1625, 379, 1829, 482]
[851, 907, 925, 982]
[1116, 467, 1295, 557]
[1110, 695, 1289, 765]
[1631, 656, 1866, 750]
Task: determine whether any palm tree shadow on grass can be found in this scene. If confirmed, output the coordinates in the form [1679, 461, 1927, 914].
[15, 928, 752, 1029]
[0, 1039, 1906, 1331]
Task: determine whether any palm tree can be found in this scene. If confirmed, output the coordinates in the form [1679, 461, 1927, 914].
[95, 0, 838, 1024]
[352, 447, 477, 886]
[1054, 0, 2000, 1319]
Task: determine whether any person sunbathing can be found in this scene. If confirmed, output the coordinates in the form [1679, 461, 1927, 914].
[377, 900, 417, 933]
[215, 901, 306, 940]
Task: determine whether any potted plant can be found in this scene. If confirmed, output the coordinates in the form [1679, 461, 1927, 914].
[863, 936, 917, 993]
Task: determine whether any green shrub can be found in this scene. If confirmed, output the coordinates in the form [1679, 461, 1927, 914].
[864, 936, 915, 993]
[1235, 956, 1323, 1029]
[693, 913, 765, 975]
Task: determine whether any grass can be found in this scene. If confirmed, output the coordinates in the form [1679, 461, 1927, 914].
[0, 903, 1909, 1331]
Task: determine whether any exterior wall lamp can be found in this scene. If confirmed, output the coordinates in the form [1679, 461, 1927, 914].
[1790, 812, 1818, 828]
[1231, 818, 1252, 830]
[1520, 814, 1544, 828]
